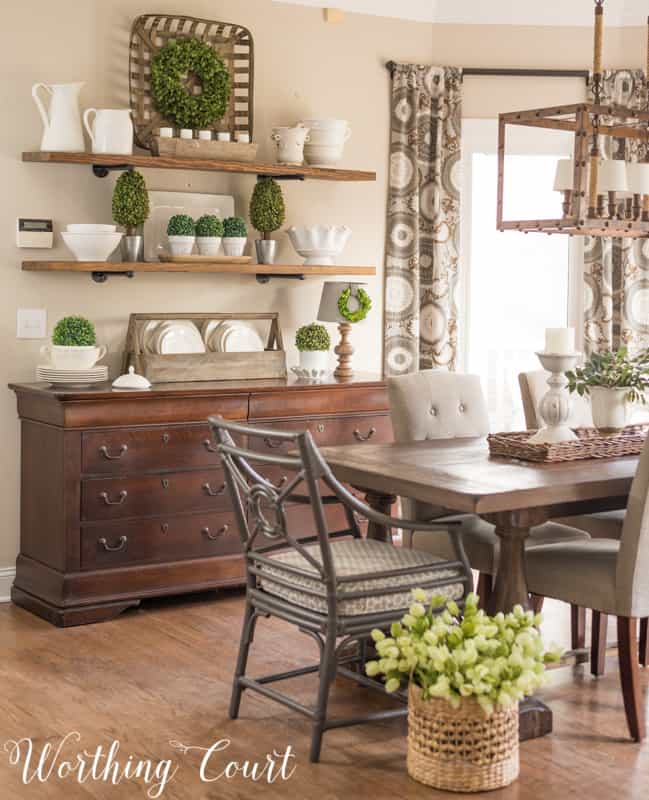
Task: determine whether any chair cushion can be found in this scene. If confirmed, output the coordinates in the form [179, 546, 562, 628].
[258, 538, 465, 617]
[525, 539, 620, 615]
[553, 510, 625, 540]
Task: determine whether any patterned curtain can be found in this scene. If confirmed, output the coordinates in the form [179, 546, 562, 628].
[584, 69, 649, 354]
[383, 64, 462, 376]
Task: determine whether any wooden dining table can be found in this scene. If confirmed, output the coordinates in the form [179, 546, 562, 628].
[320, 436, 639, 739]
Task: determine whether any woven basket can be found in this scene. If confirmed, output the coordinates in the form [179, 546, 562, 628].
[407, 685, 519, 792]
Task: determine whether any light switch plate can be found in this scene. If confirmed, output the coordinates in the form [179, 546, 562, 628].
[17, 309, 47, 339]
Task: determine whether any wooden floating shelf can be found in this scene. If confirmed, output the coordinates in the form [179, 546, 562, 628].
[22, 261, 376, 279]
[22, 151, 376, 182]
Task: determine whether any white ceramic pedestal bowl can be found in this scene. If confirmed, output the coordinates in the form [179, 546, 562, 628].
[287, 225, 351, 265]
[61, 231, 123, 261]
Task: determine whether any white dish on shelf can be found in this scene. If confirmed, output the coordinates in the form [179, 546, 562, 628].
[61, 231, 123, 262]
[140, 320, 162, 354]
[66, 223, 117, 233]
[287, 225, 351, 265]
[36, 364, 108, 386]
[219, 323, 264, 353]
[143, 191, 234, 262]
[153, 321, 206, 354]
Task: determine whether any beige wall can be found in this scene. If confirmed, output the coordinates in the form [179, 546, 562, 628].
[0, 0, 645, 574]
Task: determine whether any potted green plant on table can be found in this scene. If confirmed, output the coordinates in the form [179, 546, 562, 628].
[295, 323, 331, 375]
[195, 214, 223, 257]
[249, 177, 285, 264]
[166, 214, 196, 257]
[111, 170, 150, 262]
[366, 591, 560, 793]
[42, 316, 106, 370]
[566, 347, 649, 433]
[222, 216, 248, 257]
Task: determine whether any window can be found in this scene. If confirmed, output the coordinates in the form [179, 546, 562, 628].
[460, 120, 582, 431]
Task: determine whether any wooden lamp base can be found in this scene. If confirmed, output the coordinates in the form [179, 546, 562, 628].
[334, 322, 354, 379]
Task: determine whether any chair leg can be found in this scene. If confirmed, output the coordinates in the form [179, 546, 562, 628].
[476, 573, 493, 610]
[530, 594, 544, 615]
[617, 616, 646, 742]
[591, 611, 608, 677]
[310, 630, 338, 763]
[229, 600, 258, 720]
[640, 619, 649, 668]
[570, 605, 586, 650]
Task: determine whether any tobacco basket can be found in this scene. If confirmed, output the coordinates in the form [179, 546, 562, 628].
[129, 14, 254, 151]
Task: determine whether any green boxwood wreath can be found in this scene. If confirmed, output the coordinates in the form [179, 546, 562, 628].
[151, 38, 231, 130]
[337, 286, 372, 323]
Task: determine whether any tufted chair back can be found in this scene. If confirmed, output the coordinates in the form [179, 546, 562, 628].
[519, 370, 593, 430]
[388, 371, 490, 443]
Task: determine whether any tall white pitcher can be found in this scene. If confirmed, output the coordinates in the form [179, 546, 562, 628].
[32, 82, 85, 152]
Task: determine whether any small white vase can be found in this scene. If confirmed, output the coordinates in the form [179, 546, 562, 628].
[167, 235, 195, 257]
[299, 350, 328, 372]
[222, 237, 247, 257]
[196, 236, 222, 257]
[590, 386, 629, 434]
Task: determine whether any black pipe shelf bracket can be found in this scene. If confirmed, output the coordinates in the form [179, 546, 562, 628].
[92, 164, 135, 178]
[255, 273, 305, 284]
[256, 173, 305, 182]
[91, 271, 135, 283]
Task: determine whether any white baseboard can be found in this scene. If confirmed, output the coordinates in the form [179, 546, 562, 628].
[0, 567, 16, 603]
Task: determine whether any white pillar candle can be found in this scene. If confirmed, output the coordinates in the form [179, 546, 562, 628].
[544, 327, 575, 354]
[179, 128, 193, 139]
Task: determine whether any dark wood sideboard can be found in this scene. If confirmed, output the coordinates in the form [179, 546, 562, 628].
[9, 375, 392, 627]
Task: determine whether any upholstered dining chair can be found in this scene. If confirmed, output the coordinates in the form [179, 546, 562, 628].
[387, 370, 590, 643]
[525, 432, 649, 742]
[209, 415, 473, 763]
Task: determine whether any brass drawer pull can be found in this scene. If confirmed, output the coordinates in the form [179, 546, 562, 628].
[316, 423, 326, 433]
[98, 535, 128, 552]
[162, 433, 170, 444]
[161, 478, 170, 489]
[263, 436, 284, 449]
[99, 490, 128, 506]
[202, 525, 228, 541]
[203, 438, 217, 453]
[203, 482, 226, 497]
[160, 522, 169, 534]
[353, 426, 376, 443]
[99, 444, 128, 460]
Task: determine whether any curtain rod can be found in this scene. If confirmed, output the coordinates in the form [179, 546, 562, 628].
[384, 61, 590, 82]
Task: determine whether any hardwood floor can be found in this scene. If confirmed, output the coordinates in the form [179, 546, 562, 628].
[0, 591, 648, 799]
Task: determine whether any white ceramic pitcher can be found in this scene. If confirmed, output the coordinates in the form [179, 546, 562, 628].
[83, 108, 133, 155]
[271, 124, 310, 166]
[32, 82, 85, 152]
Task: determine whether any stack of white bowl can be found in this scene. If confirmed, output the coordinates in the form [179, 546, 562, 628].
[61, 224, 123, 262]
[300, 119, 351, 167]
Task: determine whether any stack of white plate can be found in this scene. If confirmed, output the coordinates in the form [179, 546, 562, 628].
[36, 365, 109, 387]
[202, 320, 264, 353]
[141, 320, 206, 355]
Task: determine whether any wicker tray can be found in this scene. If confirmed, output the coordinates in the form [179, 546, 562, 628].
[129, 15, 254, 151]
[488, 426, 648, 463]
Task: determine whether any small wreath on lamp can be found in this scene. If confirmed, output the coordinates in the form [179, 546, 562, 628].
[151, 38, 231, 130]
[337, 286, 372, 323]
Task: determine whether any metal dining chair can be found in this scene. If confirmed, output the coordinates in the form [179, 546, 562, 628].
[208, 415, 473, 763]
[387, 370, 590, 638]
[520, 369, 627, 676]
[525, 431, 649, 741]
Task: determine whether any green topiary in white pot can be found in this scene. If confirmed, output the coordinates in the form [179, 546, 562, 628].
[295, 323, 330, 374]
[41, 316, 106, 370]
[167, 214, 195, 257]
[222, 216, 248, 257]
[195, 214, 223, 257]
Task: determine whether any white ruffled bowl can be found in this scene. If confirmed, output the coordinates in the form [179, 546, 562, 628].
[287, 225, 352, 265]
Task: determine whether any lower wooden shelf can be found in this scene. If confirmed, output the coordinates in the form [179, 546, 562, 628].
[22, 260, 376, 283]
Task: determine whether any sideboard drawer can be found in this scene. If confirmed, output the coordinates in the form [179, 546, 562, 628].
[81, 469, 228, 521]
[82, 425, 217, 475]
[248, 413, 393, 456]
[81, 510, 241, 570]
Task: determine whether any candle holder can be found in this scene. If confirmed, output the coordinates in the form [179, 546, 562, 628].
[527, 351, 581, 444]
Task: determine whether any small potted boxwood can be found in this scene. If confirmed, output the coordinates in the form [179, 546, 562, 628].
[112, 170, 150, 262]
[195, 214, 224, 257]
[295, 322, 330, 373]
[249, 177, 285, 264]
[222, 216, 248, 257]
[167, 214, 195, 257]
[43, 316, 106, 370]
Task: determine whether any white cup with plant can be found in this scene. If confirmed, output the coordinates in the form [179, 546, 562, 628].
[195, 214, 223, 257]
[566, 347, 649, 433]
[222, 216, 248, 257]
[366, 591, 560, 792]
[295, 323, 330, 375]
[166, 214, 195, 257]
[41, 316, 106, 370]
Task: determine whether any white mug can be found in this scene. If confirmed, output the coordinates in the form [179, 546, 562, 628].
[179, 128, 193, 139]
[159, 127, 174, 138]
[198, 130, 212, 140]
[217, 132, 231, 142]
[271, 124, 311, 166]
[236, 132, 250, 143]
[83, 108, 133, 155]
[40, 344, 107, 370]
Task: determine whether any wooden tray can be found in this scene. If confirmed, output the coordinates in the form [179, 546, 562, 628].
[488, 426, 649, 463]
[129, 15, 254, 151]
[122, 312, 286, 383]
[152, 137, 259, 162]
[159, 254, 251, 264]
